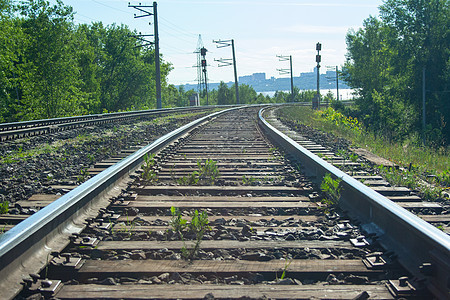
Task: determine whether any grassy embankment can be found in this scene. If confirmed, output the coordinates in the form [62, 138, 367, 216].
[276, 105, 450, 192]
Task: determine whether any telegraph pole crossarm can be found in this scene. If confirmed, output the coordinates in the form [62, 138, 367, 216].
[131, 34, 154, 48]
[128, 3, 154, 18]
[277, 55, 290, 62]
[214, 58, 233, 67]
[213, 40, 232, 48]
[276, 68, 290, 75]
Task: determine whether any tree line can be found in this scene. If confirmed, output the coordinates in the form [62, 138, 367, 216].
[342, 0, 449, 146]
[0, 0, 174, 122]
[0, 0, 314, 124]
[192, 83, 319, 106]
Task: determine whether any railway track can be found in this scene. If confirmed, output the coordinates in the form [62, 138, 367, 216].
[0, 106, 211, 142]
[266, 107, 450, 233]
[0, 106, 448, 299]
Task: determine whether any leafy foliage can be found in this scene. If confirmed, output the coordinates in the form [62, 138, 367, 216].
[142, 153, 157, 182]
[178, 159, 220, 185]
[0, 201, 9, 214]
[0, 0, 171, 122]
[320, 173, 342, 206]
[342, 0, 449, 146]
[377, 165, 416, 189]
[169, 207, 210, 260]
[435, 170, 450, 187]
[317, 107, 361, 135]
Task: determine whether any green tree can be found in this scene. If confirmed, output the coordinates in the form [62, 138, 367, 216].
[0, 0, 174, 121]
[74, 23, 104, 113]
[18, 0, 86, 120]
[0, 0, 24, 122]
[380, 0, 449, 145]
[238, 84, 257, 104]
[217, 81, 232, 105]
[343, 0, 449, 145]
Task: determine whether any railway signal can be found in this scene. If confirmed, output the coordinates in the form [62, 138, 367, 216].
[314, 42, 322, 109]
[200, 47, 209, 106]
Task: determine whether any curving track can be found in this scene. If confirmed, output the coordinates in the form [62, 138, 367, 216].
[0, 106, 448, 299]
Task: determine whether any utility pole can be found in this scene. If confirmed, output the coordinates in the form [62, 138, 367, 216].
[128, 1, 162, 109]
[315, 42, 322, 109]
[277, 55, 294, 102]
[326, 65, 340, 103]
[422, 66, 426, 143]
[213, 39, 240, 105]
[336, 66, 339, 101]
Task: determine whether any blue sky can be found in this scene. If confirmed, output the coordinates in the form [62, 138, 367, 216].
[49, 0, 384, 85]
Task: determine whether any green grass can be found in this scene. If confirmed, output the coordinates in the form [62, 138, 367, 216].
[277, 105, 450, 176]
[0, 143, 56, 164]
[169, 207, 210, 260]
[0, 201, 9, 214]
[178, 159, 220, 186]
[320, 173, 342, 206]
[142, 153, 158, 182]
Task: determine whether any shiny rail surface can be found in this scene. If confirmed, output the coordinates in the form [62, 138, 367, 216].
[259, 107, 450, 299]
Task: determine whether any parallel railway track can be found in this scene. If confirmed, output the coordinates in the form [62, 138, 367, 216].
[0, 105, 448, 299]
[0, 106, 212, 141]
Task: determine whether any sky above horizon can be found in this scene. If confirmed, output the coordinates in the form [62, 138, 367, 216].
[49, 0, 384, 85]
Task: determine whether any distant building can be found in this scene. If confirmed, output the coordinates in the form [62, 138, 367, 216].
[180, 70, 349, 93]
[239, 73, 266, 84]
[189, 93, 199, 106]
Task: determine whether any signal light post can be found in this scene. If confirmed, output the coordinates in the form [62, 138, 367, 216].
[201, 47, 209, 106]
[314, 42, 322, 109]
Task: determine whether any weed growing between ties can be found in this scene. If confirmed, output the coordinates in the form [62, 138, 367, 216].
[77, 168, 90, 184]
[142, 153, 158, 182]
[376, 165, 444, 201]
[169, 207, 210, 260]
[435, 170, 450, 187]
[377, 166, 416, 189]
[177, 159, 220, 185]
[273, 257, 293, 282]
[0, 201, 9, 214]
[242, 175, 256, 185]
[320, 173, 342, 207]
[117, 214, 137, 238]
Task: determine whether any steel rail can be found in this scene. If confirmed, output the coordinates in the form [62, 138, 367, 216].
[0, 101, 354, 133]
[0, 106, 216, 141]
[258, 107, 450, 299]
[0, 106, 208, 131]
[0, 106, 244, 300]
